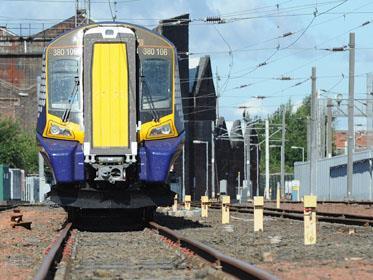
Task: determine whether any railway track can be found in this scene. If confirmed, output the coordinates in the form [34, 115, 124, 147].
[0, 205, 15, 212]
[267, 200, 373, 206]
[191, 202, 373, 227]
[0, 202, 52, 212]
[34, 218, 277, 280]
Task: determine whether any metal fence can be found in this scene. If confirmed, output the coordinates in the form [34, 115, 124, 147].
[9, 169, 25, 200]
[24, 176, 40, 203]
[259, 174, 294, 199]
[294, 149, 373, 201]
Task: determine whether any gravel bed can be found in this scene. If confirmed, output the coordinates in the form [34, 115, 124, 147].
[156, 209, 373, 279]
[0, 205, 67, 280]
[67, 227, 231, 279]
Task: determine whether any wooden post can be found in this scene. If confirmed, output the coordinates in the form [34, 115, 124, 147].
[172, 194, 178, 212]
[184, 195, 191, 210]
[304, 195, 317, 245]
[201, 196, 209, 218]
[221, 195, 230, 224]
[254, 196, 264, 232]
[276, 183, 281, 209]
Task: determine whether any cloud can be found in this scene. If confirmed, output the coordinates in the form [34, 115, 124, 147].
[233, 98, 269, 118]
[206, 0, 257, 15]
[189, 57, 200, 68]
[292, 99, 303, 113]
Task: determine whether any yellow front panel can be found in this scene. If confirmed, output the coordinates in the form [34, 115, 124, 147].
[92, 43, 129, 147]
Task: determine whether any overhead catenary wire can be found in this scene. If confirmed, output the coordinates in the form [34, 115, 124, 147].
[107, 0, 117, 22]
[229, 15, 371, 83]
[2, 0, 139, 3]
[230, 1, 351, 78]
[2, 0, 373, 121]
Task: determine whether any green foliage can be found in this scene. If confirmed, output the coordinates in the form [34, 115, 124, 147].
[258, 96, 310, 173]
[0, 119, 38, 173]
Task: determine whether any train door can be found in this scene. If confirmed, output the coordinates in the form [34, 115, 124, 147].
[83, 26, 137, 157]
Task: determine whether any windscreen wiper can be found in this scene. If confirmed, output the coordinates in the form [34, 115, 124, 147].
[141, 75, 160, 122]
[62, 76, 79, 123]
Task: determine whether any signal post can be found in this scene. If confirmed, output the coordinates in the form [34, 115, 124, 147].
[276, 183, 281, 209]
[254, 196, 264, 232]
[304, 195, 317, 245]
[201, 196, 209, 218]
[221, 195, 230, 224]
[184, 195, 191, 210]
[173, 194, 178, 212]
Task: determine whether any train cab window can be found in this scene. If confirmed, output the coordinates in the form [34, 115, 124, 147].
[48, 59, 80, 112]
[140, 58, 171, 111]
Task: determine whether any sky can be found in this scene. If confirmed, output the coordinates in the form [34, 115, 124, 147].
[1, 0, 373, 129]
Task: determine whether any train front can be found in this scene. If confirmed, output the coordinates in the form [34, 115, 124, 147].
[36, 24, 184, 210]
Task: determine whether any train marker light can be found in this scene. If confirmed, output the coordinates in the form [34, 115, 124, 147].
[184, 195, 191, 210]
[254, 196, 264, 232]
[221, 195, 230, 224]
[304, 195, 317, 245]
[201, 196, 209, 218]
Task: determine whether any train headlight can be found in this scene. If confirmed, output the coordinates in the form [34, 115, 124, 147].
[50, 125, 60, 135]
[149, 123, 172, 137]
[48, 123, 72, 137]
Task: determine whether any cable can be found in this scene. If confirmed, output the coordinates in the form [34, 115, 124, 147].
[325, 73, 345, 92]
[214, 26, 233, 94]
[3, 0, 139, 3]
[281, 13, 316, 50]
[233, 0, 349, 78]
[108, 0, 116, 22]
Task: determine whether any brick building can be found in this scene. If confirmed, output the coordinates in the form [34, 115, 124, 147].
[335, 130, 370, 153]
[0, 11, 88, 130]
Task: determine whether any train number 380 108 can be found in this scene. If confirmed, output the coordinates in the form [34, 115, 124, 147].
[142, 47, 168, 56]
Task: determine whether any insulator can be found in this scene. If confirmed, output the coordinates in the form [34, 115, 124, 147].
[282, 32, 293, 37]
[331, 47, 346, 52]
[362, 21, 370, 26]
[205, 16, 222, 23]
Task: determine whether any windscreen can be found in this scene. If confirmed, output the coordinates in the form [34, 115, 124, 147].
[141, 58, 171, 110]
[48, 59, 80, 112]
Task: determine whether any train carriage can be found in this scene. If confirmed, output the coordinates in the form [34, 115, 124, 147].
[36, 23, 184, 212]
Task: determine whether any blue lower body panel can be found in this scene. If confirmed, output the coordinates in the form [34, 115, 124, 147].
[37, 131, 184, 185]
[37, 132, 184, 209]
[139, 132, 185, 183]
[37, 133, 85, 183]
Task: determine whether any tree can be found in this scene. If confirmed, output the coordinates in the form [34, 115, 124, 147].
[258, 96, 311, 174]
[0, 118, 38, 173]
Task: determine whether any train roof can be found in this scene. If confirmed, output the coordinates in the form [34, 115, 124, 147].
[47, 21, 176, 49]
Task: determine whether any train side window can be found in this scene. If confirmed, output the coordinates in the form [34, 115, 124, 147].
[140, 58, 171, 110]
[48, 59, 80, 112]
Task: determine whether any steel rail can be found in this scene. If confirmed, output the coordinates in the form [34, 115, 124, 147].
[148, 221, 277, 280]
[192, 200, 373, 206]
[0, 205, 15, 212]
[197, 203, 373, 227]
[264, 200, 373, 206]
[34, 222, 72, 280]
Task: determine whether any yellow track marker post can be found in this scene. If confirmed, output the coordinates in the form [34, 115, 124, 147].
[304, 195, 317, 245]
[184, 195, 191, 210]
[276, 183, 281, 209]
[221, 195, 230, 224]
[172, 194, 178, 212]
[254, 196, 264, 232]
[201, 196, 209, 218]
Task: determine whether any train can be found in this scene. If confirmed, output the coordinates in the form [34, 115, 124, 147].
[36, 22, 184, 216]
